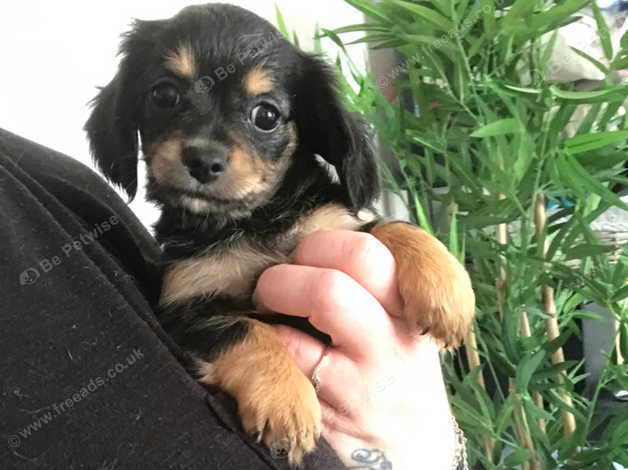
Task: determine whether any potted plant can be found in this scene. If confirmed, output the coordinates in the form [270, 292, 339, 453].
[318, 1, 628, 468]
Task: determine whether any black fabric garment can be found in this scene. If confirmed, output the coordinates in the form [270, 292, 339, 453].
[0, 128, 345, 470]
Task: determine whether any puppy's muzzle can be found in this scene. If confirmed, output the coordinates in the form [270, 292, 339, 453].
[182, 145, 227, 184]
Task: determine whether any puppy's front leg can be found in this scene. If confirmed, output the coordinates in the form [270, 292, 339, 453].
[198, 319, 321, 465]
[370, 222, 475, 348]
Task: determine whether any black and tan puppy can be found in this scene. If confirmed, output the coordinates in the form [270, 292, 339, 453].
[85, 3, 475, 464]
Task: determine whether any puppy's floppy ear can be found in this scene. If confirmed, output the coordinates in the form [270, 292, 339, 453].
[294, 54, 379, 211]
[85, 19, 162, 200]
[85, 72, 139, 199]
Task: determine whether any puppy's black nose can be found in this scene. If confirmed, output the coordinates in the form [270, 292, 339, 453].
[182, 146, 227, 184]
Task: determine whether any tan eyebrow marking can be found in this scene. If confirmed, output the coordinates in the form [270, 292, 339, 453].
[243, 68, 273, 95]
[164, 43, 197, 79]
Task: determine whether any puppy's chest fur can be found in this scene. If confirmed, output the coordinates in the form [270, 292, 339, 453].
[160, 203, 375, 307]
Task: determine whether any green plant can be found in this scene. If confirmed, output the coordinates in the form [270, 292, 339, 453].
[322, 1, 628, 468]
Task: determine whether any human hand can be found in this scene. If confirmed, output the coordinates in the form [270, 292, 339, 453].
[254, 230, 457, 469]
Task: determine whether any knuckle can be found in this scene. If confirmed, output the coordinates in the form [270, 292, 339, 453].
[343, 233, 388, 270]
[310, 269, 349, 313]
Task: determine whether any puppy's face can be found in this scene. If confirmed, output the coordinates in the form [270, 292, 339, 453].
[86, 4, 379, 219]
[143, 43, 298, 216]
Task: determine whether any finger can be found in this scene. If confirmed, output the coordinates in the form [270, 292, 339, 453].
[255, 264, 392, 355]
[272, 324, 325, 376]
[272, 324, 364, 406]
[293, 230, 403, 317]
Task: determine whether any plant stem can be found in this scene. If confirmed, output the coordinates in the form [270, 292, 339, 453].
[615, 319, 624, 365]
[509, 379, 539, 470]
[535, 193, 576, 438]
[496, 162, 541, 469]
[447, 199, 493, 461]
[519, 312, 547, 433]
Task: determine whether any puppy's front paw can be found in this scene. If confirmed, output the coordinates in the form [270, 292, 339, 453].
[239, 365, 321, 465]
[199, 320, 321, 465]
[371, 222, 475, 348]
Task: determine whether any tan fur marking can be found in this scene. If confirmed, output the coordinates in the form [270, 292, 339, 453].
[198, 320, 321, 464]
[212, 133, 295, 201]
[160, 204, 368, 305]
[148, 137, 183, 183]
[281, 123, 298, 159]
[208, 145, 271, 200]
[160, 243, 288, 305]
[244, 68, 273, 95]
[371, 222, 475, 348]
[296, 204, 366, 236]
[230, 146, 261, 181]
[164, 43, 197, 79]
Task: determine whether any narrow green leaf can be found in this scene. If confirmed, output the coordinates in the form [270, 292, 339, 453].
[550, 104, 578, 141]
[550, 85, 628, 104]
[501, 0, 536, 25]
[612, 260, 627, 288]
[389, 0, 455, 31]
[346, 33, 399, 46]
[530, 0, 592, 31]
[564, 243, 616, 260]
[427, 0, 451, 18]
[531, 361, 579, 383]
[576, 104, 602, 135]
[570, 46, 610, 75]
[504, 447, 533, 466]
[559, 153, 628, 210]
[611, 284, 628, 302]
[320, 28, 348, 53]
[516, 349, 546, 392]
[471, 118, 521, 137]
[622, 30, 628, 49]
[597, 101, 624, 130]
[480, 0, 496, 33]
[411, 190, 434, 235]
[449, 211, 459, 257]
[329, 24, 390, 35]
[592, 2, 613, 60]
[313, 24, 322, 55]
[612, 55, 628, 70]
[401, 34, 459, 54]
[503, 84, 542, 95]
[494, 393, 516, 437]
[292, 30, 300, 49]
[274, 4, 290, 40]
[344, 0, 391, 23]
[565, 130, 628, 155]
[542, 330, 572, 356]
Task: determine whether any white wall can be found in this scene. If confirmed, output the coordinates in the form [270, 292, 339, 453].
[0, 0, 366, 228]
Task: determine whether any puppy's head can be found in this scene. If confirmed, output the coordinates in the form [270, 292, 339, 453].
[86, 4, 378, 219]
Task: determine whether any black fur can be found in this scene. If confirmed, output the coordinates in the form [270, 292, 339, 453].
[86, 4, 379, 369]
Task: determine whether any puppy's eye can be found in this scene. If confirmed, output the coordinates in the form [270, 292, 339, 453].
[151, 82, 181, 108]
[250, 103, 280, 132]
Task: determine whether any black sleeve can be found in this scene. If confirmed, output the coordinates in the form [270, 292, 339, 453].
[0, 128, 346, 470]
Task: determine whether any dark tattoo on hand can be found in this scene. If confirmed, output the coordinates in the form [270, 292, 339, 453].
[348, 449, 392, 469]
